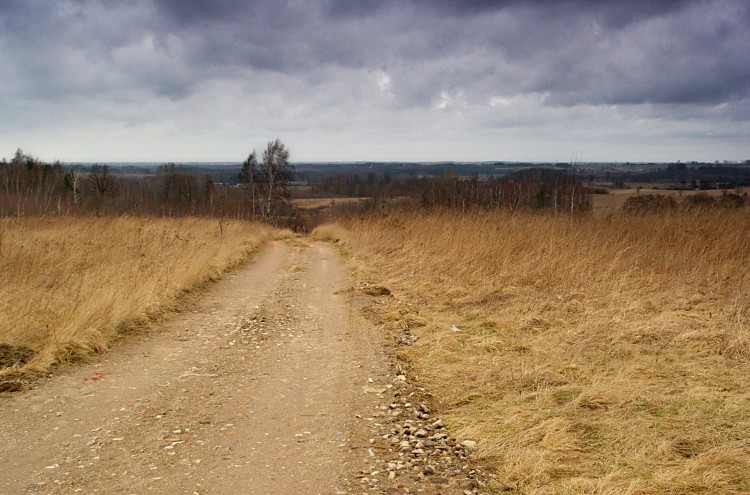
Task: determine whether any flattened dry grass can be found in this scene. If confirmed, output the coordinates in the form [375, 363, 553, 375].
[315, 209, 750, 494]
[0, 216, 276, 378]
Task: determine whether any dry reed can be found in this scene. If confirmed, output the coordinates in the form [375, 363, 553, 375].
[0, 216, 276, 377]
[315, 209, 750, 494]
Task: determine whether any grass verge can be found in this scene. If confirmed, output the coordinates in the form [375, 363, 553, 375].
[0, 216, 278, 381]
[314, 209, 750, 494]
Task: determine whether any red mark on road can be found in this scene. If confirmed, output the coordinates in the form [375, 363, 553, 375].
[86, 371, 108, 381]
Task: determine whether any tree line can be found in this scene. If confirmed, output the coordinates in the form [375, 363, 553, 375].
[2, 142, 594, 231]
[600, 163, 750, 190]
[310, 167, 591, 214]
[0, 141, 298, 225]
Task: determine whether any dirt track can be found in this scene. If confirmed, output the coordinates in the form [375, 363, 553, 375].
[0, 241, 391, 494]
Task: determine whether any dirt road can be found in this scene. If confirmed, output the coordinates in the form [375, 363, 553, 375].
[0, 242, 392, 494]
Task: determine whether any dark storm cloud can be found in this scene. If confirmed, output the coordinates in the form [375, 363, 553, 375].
[155, 0, 243, 24]
[4, 0, 745, 106]
[148, 0, 750, 107]
[517, 0, 750, 106]
[0, 0, 747, 161]
[326, 0, 691, 23]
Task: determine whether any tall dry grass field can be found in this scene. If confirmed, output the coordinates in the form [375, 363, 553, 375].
[315, 209, 750, 494]
[0, 216, 275, 379]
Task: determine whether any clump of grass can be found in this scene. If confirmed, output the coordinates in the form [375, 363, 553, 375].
[315, 209, 750, 494]
[0, 216, 276, 377]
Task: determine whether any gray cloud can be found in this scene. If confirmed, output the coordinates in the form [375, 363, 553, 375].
[0, 0, 748, 161]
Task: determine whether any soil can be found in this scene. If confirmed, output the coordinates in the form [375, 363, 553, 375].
[0, 241, 486, 495]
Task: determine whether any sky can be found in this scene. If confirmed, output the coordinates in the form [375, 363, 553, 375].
[0, 0, 749, 163]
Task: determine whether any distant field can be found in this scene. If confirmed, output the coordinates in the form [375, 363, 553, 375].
[291, 197, 369, 209]
[0, 217, 276, 379]
[292, 187, 748, 213]
[316, 209, 750, 494]
[591, 187, 748, 211]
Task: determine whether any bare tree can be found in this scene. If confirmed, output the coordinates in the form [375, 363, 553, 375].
[239, 151, 258, 218]
[89, 164, 113, 196]
[64, 166, 83, 204]
[569, 153, 583, 223]
[260, 139, 293, 220]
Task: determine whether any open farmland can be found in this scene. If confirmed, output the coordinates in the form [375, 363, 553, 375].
[291, 197, 370, 209]
[314, 209, 750, 494]
[591, 187, 749, 212]
[0, 216, 276, 379]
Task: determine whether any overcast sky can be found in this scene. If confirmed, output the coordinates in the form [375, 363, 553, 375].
[1, 0, 748, 163]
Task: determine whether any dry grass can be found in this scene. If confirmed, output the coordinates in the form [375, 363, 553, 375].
[0, 216, 277, 378]
[314, 209, 750, 494]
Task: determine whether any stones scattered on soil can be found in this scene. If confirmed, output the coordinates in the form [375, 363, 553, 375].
[396, 327, 418, 346]
[352, 370, 488, 495]
[227, 288, 299, 350]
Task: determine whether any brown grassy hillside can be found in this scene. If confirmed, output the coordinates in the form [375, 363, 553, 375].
[315, 209, 750, 494]
[0, 216, 276, 379]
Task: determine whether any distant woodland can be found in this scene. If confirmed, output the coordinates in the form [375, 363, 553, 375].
[2, 147, 748, 230]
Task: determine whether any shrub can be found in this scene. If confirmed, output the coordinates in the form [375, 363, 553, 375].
[683, 193, 716, 209]
[717, 192, 746, 208]
[622, 193, 677, 212]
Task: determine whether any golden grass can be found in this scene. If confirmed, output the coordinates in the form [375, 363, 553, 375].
[0, 216, 277, 377]
[314, 209, 750, 494]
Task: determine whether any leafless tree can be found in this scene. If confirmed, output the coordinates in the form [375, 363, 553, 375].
[64, 166, 83, 204]
[569, 153, 583, 223]
[261, 139, 293, 220]
[239, 151, 259, 218]
[89, 164, 113, 196]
